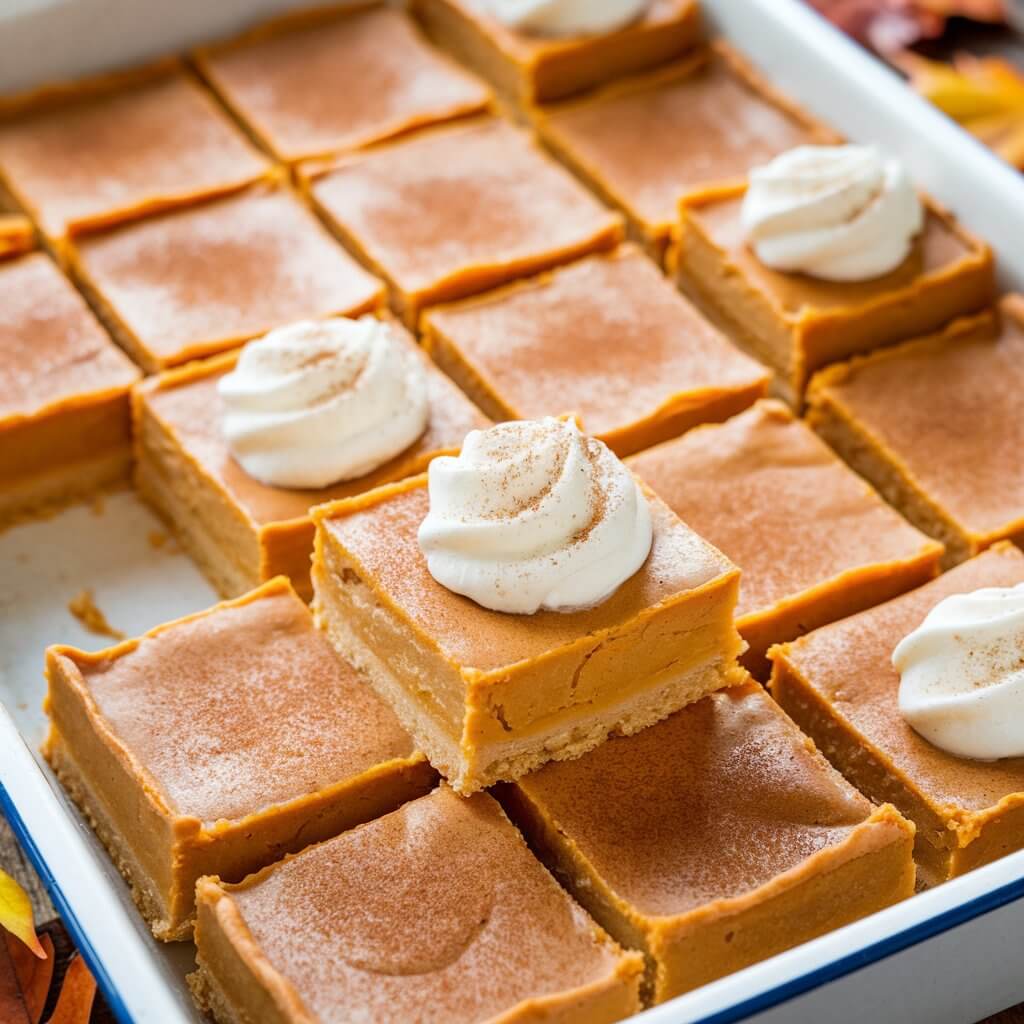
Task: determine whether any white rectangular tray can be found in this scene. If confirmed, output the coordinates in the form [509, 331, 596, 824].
[2, 2, 1024, 1022]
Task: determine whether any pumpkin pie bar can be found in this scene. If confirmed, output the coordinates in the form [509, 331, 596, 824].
[771, 544, 1024, 885]
[671, 189, 994, 406]
[0, 252, 139, 528]
[411, 0, 700, 106]
[300, 116, 622, 327]
[43, 577, 436, 941]
[807, 299, 1024, 568]
[311, 474, 745, 793]
[67, 184, 383, 372]
[190, 787, 643, 1024]
[535, 44, 831, 263]
[194, 3, 490, 163]
[134, 319, 488, 600]
[500, 682, 914, 1002]
[628, 400, 943, 677]
[0, 61, 270, 251]
[422, 245, 769, 457]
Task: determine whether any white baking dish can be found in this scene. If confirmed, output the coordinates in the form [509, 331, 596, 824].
[1, 1, 1023, 1022]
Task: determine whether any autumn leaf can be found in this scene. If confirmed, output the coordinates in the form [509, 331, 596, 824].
[6, 932, 55, 1024]
[808, 0, 1005, 52]
[899, 51, 1024, 168]
[0, 870, 45, 959]
[45, 954, 96, 1024]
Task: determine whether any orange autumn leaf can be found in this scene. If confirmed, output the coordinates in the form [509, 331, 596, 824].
[0, 871, 45, 959]
[6, 931, 55, 1024]
[899, 51, 1024, 169]
[45, 955, 96, 1024]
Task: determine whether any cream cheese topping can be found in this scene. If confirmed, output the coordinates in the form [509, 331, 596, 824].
[417, 418, 652, 614]
[219, 317, 428, 489]
[741, 144, 924, 282]
[894, 584, 1024, 760]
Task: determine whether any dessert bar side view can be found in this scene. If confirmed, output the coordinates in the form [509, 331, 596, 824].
[2, 1, 1024, 1022]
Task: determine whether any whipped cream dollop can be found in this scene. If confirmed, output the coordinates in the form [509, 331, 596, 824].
[487, 0, 647, 36]
[894, 584, 1024, 760]
[417, 418, 652, 614]
[218, 317, 428, 489]
[740, 144, 924, 282]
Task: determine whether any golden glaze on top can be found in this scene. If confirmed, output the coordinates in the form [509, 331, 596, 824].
[539, 48, 819, 231]
[196, 5, 490, 162]
[0, 68, 268, 238]
[56, 582, 417, 824]
[810, 299, 1024, 540]
[222, 789, 632, 1022]
[143, 327, 488, 527]
[777, 545, 1024, 811]
[320, 478, 735, 672]
[425, 246, 767, 437]
[629, 400, 939, 619]
[515, 683, 870, 916]
[689, 196, 971, 314]
[308, 118, 621, 294]
[73, 186, 383, 366]
[0, 253, 138, 420]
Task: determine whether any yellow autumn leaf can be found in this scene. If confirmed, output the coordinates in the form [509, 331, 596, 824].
[0, 869, 45, 959]
[899, 51, 1024, 169]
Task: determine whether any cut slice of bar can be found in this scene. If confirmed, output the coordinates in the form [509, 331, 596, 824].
[807, 298, 1024, 567]
[671, 189, 994, 406]
[44, 577, 435, 940]
[0, 252, 139, 528]
[499, 683, 915, 1002]
[190, 788, 643, 1024]
[300, 117, 622, 327]
[194, 4, 490, 163]
[411, 0, 701, 106]
[133, 318, 488, 600]
[628, 400, 943, 676]
[770, 543, 1024, 885]
[311, 474, 746, 793]
[422, 245, 769, 457]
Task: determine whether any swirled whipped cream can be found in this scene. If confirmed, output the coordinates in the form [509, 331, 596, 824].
[487, 0, 647, 36]
[740, 144, 924, 282]
[218, 317, 428, 489]
[894, 584, 1024, 760]
[417, 418, 652, 614]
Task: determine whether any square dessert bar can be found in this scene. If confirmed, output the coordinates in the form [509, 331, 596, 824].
[499, 683, 915, 1003]
[671, 188, 995, 406]
[134, 319, 489, 601]
[628, 400, 943, 677]
[300, 116, 623, 328]
[534, 44, 832, 264]
[771, 544, 1024, 885]
[67, 184, 384, 372]
[412, 0, 701, 106]
[807, 299, 1024, 568]
[44, 577, 436, 941]
[0, 61, 269, 250]
[312, 474, 746, 794]
[0, 253, 139, 528]
[422, 245, 769, 457]
[191, 788, 643, 1024]
[194, 3, 491, 163]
